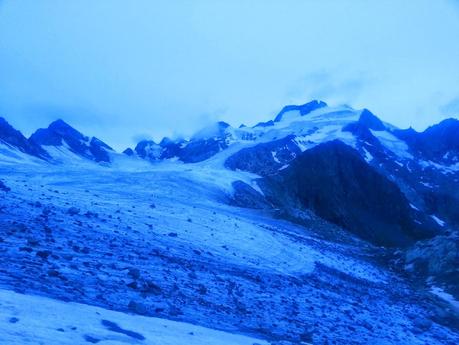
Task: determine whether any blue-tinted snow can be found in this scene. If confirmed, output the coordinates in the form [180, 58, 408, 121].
[1, 131, 458, 343]
[0, 289, 270, 345]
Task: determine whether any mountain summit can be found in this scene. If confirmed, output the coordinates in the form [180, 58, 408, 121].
[30, 119, 113, 162]
[0, 117, 49, 159]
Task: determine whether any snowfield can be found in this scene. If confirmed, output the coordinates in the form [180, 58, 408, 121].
[1, 159, 458, 344]
[0, 289, 270, 345]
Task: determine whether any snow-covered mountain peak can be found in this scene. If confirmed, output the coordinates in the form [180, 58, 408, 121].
[49, 118, 81, 133]
[29, 119, 113, 163]
[31, 119, 87, 146]
[273, 99, 328, 122]
[0, 116, 49, 160]
[1, 100, 458, 172]
[121, 102, 409, 165]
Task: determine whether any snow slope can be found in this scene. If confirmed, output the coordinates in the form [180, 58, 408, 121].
[0, 143, 43, 166]
[1, 161, 458, 344]
[0, 289, 270, 345]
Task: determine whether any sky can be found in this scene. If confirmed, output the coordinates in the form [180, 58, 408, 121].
[1, 0, 459, 150]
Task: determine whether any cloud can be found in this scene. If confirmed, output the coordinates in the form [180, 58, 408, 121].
[440, 97, 459, 117]
[1, 0, 459, 148]
[14, 103, 113, 136]
[286, 71, 371, 108]
[131, 134, 154, 144]
[21, 104, 105, 125]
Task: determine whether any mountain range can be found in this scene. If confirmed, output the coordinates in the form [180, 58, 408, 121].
[1, 100, 459, 344]
[2, 100, 458, 236]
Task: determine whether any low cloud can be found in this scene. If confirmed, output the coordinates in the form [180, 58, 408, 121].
[287, 71, 371, 108]
[440, 97, 459, 117]
[131, 134, 154, 144]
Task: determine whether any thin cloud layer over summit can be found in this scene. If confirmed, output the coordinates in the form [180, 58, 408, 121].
[1, 0, 459, 150]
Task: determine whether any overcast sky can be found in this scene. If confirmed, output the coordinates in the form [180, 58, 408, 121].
[1, 0, 459, 150]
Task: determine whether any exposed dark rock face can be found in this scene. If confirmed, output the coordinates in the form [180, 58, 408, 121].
[344, 120, 459, 229]
[274, 100, 327, 122]
[342, 109, 386, 147]
[31, 119, 81, 146]
[159, 138, 183, 160]
[123, 148, 135, 156]
[133, 138, 184, 160]
[230, 181, 270, 209]
[27, 127, 62, 146]
[30, 119, 113, 162]
[131, 121, 231, 163]
[373, 119, 459, 228]
[405, 233, 459, 299]
[0, 117, 49, 159]
[423, 187, 459, 226]
[394, 118, 459, 164]
[343, 122, 382, 147]
[225, 135, 301, 176]
[175, 121, 231, 163]
[342, 120, 394, 166]
[262, 140, 438, 247]
[135, 140, 162, 160]
[358, 109, 386, 131]
[179, 138, 228, 163]
[89, 137, 112, 162]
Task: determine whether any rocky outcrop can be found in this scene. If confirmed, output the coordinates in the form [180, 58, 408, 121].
[155, 137, 181, 159]
[262, 140, 439, 247]
[178, 138, 228, 163]
[358, 109, 386, 131]
[89, 137, 112, 162]
[123, 148, 135, 156]
[225, 135, 301, 176]
[134, 140, 162, 160]
[394, 118, 459, 164]
[405, 232, 459, 299]
[230, 181, 270, 209]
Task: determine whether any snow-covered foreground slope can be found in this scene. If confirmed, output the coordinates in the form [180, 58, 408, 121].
[0, 289, 269, 345]
[0, 143, 43, 166]
[1, 161, 458, 344]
